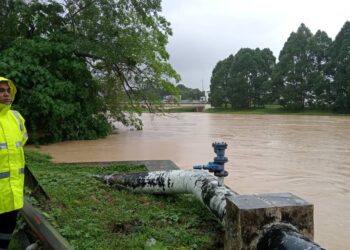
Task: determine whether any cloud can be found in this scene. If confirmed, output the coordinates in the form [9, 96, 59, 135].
[161, 0, 350, 89]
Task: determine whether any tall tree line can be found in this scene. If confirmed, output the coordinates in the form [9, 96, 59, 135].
[210, 22, 350, 112]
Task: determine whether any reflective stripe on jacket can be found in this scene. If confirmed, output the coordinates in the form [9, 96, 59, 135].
[0, 77, 28, 214]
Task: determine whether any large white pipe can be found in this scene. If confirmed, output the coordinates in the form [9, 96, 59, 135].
[96, 170, 238, 223]
[96, 170, 325, 250]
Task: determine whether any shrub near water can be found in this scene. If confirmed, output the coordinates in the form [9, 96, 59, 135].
[25, 150, 224, 249]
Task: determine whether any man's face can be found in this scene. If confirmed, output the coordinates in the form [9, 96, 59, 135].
[0, 82, 12, 105]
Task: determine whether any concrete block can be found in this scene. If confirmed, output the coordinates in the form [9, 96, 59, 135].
[224, 192, 314, 250]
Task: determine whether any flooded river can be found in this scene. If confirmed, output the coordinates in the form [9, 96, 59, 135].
[34, 113, 350, 249]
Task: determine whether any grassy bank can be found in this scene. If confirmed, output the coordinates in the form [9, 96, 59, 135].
[23, 151, 223, 250]
[205, 105, 350, 116]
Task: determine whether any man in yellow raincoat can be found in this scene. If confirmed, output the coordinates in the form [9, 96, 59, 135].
[0, 77, 28, 249]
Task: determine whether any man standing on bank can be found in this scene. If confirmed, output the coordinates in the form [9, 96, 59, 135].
[0, 76, 28, 250]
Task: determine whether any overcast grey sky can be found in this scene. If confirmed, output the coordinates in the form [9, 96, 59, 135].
[161, 0, 349, 90]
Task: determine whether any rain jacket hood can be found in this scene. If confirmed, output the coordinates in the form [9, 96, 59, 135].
[0, 76, 17, 114]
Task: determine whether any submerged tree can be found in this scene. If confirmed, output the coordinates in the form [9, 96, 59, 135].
[0, 0, 179, 142]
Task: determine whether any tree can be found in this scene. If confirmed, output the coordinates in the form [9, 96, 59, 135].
[0, 0, 179, 142]
[210, 48, 275, 108]
[273, 23, 314, 110]
[257, 49, 277, 105]
[226, 51, 250, 108]
[209, 57, 232, 107]
[273, 24, 333, 110]
[0, 36, 111, 142]
[307, 30, 332, 108]
[230, 48, 275, 108]
[177, 84, 203, 101]
[328, 21, 350, 112]
[63, 0, 180, 128]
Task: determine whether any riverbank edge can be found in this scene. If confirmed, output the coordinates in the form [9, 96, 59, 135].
[204, 107, 350, 116]
[18, 157, 227, 250]
[68, 159, 180, 171]
[160, 106, 350, 116]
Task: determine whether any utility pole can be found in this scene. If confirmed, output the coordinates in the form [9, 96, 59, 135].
[201, 79, 206, 102]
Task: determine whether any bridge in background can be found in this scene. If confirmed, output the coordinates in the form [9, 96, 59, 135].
[163, 101, 210, 112]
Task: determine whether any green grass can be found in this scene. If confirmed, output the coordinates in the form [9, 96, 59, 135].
[205, 105, 350, 116]
[23, 150, 223, 250]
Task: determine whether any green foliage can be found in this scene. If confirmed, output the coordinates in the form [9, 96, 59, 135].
[0, 36, 111, 142]
[25, 150, 223, 249]
[307, 31, 333, 107]
[328, 21, 350, 112]
[63, 0, 180, 128]
[210, 49, 275, 108]
[177, 84, 203, 101]
[210, 22, 350, 113]
[210, 56, 232, 108]
[273, 24, 314, 110]
[273, 24, 332, 110]
[0, 0, 180, 142]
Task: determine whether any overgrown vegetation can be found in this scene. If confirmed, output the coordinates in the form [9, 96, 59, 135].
[23, 150, 223, 249]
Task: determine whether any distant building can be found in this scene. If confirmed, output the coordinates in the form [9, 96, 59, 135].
[200, 90, 210, 102]
[205, 90, 210, 101]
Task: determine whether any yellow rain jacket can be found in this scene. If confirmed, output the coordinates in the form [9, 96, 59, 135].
[0, 76, 28, 214]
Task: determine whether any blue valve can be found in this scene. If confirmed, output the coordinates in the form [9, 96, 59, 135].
[193, 142, 229, 180]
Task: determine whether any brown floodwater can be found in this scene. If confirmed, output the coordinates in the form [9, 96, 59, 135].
[33, 113, 350, 249]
